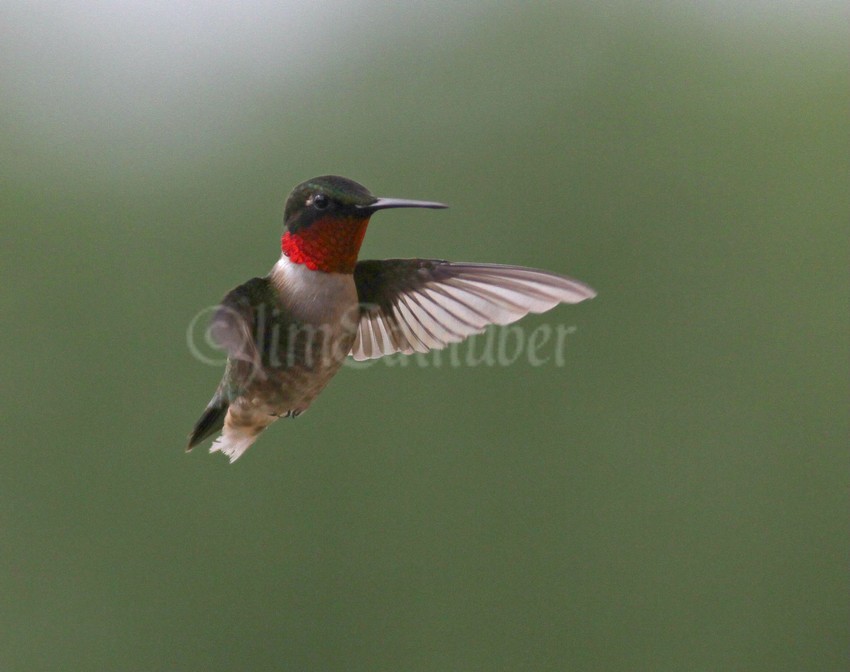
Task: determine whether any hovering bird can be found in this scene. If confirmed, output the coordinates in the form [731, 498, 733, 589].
[188, 175, 596, 461]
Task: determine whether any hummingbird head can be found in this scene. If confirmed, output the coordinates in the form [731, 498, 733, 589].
[281, 175, 447, 273]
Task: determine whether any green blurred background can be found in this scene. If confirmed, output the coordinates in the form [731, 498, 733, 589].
[1, 2, 847, 670]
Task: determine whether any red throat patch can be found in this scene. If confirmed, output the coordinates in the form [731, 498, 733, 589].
[281, 216, 369, 274]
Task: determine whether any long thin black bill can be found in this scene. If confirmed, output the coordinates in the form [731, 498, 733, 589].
[358, 197, 449, 212]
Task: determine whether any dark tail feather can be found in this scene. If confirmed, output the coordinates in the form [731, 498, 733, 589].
[187, 395, 229, 451]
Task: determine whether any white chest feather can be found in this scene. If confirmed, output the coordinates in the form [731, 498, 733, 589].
[270, 255, 359, 326]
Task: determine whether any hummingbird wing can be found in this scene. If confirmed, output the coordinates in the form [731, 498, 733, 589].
[208, 276, 276, 374]
[187, 277, 275, 452]
[351, 259, 596, 361]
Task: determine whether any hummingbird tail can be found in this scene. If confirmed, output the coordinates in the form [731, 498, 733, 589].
[209, 428, 259, 464]
[187, 395, 229, 451]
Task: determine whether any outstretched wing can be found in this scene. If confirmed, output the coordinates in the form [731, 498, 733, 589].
[351, 259, 596, 361]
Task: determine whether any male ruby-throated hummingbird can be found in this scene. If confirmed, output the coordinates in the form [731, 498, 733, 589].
[188, 175, 596, 462]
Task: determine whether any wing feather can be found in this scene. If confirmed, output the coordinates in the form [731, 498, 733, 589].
[208, 277, 272, 365]
[351, 259, 596, 361]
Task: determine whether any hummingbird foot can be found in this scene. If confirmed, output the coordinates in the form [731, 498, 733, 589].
[280, 409, 304, 419]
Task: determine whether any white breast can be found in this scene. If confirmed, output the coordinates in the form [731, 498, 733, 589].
[270, 255, 359, 326]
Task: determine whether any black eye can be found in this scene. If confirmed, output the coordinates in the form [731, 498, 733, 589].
[313, 193, 329, 210]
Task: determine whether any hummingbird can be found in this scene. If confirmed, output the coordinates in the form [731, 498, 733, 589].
[188, 175, 596, 462]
